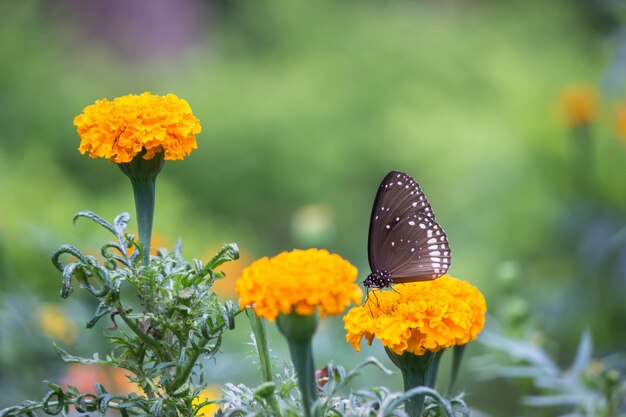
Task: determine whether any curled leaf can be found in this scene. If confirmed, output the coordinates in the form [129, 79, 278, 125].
[73, 211, 117, 235]
[206, 243, 239, 271]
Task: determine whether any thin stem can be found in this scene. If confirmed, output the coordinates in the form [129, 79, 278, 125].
[168, 337, 211, 393]
[116, 306, 161, 354]
[246, 308, 273, 383]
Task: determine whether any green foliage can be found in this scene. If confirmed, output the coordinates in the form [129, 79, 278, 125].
[219, 358, 469, 417]
[475, 331, 626, 417]
[1, 211, 240, 417]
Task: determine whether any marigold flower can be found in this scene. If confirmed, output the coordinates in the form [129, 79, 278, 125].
[559, 84, 599, 128]
[74, 92, 201, 163]
[235, 249, 362, 321]
[343, 275, 486, 356]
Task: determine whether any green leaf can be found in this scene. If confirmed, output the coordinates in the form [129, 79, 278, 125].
[73, 211, 117, 236]
[41, 383, 64, 415]
[54, 344, 111, 365]
[571, 330, 592, 377]
[87, 296, 116, 328]
[206, 243, 240, 271]
[51, 244, 88, 272]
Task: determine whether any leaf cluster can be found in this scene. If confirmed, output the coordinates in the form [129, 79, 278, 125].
[475, 331, 626, 417]
[219, 358, 468, 417]
[2, 211, 241, 417]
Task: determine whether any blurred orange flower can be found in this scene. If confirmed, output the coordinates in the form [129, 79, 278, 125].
[61, 364, 141, 395]
[559, 84, 599, 128]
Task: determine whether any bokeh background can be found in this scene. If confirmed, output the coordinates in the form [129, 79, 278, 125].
[2, 0, 626, 415]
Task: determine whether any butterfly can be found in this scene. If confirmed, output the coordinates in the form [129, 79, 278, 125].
[363, 170, 451, 289]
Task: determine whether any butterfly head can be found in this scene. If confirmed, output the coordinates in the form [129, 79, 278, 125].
[363, 268, 392, 289]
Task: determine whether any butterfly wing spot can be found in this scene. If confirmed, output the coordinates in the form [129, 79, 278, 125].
[419, 223, 426, 229]
[408, 221, 416, 226]
[385, 225, 391, 229]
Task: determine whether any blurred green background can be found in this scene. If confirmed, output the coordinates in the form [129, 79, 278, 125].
[2, 0, 626, 415]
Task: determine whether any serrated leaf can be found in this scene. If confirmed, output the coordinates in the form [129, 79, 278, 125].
[73, 211, 117, 235]
[54, 344, 111, 365]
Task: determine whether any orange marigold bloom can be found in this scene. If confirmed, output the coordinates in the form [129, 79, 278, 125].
[74, 92, 201, 163]
[235, 249, 362, 321]
[343, 275, 486, 356]
[559, 84, 599, 128]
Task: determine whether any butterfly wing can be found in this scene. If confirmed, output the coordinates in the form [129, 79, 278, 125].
[367, 171, 451, 281]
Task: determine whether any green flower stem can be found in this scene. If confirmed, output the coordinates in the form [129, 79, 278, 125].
[246, 308, 273, 383]
[116, 306, 161, 354]
[129, 175, 156, 265]
[118, 152, 164, 266]
[276, 313, 319, 417]
[386, 348, 444, 417]
[168, 336, 211, 393]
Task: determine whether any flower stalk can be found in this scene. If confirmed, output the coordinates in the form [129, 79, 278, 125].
[277, 312, 319, 417]
[118, 152, 164, 265]
[246, 308, 273, 383]
[386, 348, 443, 417]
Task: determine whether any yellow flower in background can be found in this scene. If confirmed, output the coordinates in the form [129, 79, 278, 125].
[37, 303, 79, 344]
[559, 84, 599, 128]
[343, 275, 486, 355]
[235, 249, 362, 320]
[74, 92, 201, 163]
[193, 386, 221, 416]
